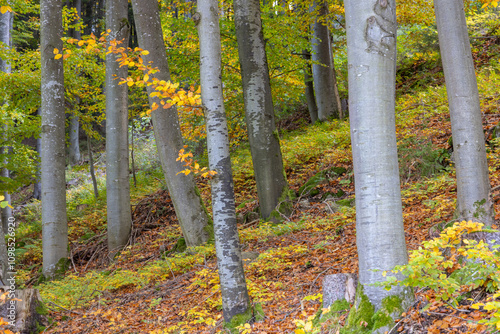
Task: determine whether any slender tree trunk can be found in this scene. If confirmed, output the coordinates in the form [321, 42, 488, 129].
[68, 114, 80, 165]
[302, 50, 318, 123]
[131, 0, 211, 247]
[311, 0, 340, 121]
[69, 0, 82, 166]
[33, 111, 42, 200]
[41, 0, 68, 279]
[345, 0, 412, 313]
[87, 132, 99, 199]
[130, 119, 136, 188]
[105, 0, 132, 257]
[234, 0, 290, 219]
[196, 0, 250, 322]
[434, 0, 494, 225]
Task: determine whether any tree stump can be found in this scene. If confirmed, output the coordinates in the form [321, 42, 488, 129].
[322, 273, 358, 309]
[0, 288, 45, 334]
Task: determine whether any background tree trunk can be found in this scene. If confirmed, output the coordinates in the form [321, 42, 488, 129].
[434, 0, 494, 225]
[40, 0, 68, 278]
[33, 110, 42, 201]
[234, 0, 290, 219]
[68, 0, 82, 165]
[105, 0, 132, 257]
[345, 0, 411, 311]
[197, 0, 250, 322]
[131, 0, 211, 247]
[311, 0, 340, 121]
[302, 50, 318, 123]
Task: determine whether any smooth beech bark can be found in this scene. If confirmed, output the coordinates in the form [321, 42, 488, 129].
[131, 0, 211, 246]
[345, 0, 412, 311]
[105, 0, 132, 257]
[196, 0, 250, 322]
[41, 0, 68, 278]
[434, 0, 494, 225]
[311, 0, 341, 121]
[234, 0, 289, 219]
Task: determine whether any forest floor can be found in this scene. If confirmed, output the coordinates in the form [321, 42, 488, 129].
[12, 31, 500, 334]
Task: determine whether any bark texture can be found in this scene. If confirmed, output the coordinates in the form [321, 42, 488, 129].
[345, 0, 411, 310]
[311, 0, 341, 121]
[105, 0, 132, 256]
[0, 288, 45, 334]
[434, 0, 494, 225]
[41, 0, 68, 278]
[197, 0, 250, 322]
[131, 0, 211, 246]
[234, 0, 289, 219]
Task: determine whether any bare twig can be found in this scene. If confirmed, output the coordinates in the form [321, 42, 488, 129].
[46, 300, 84, 315]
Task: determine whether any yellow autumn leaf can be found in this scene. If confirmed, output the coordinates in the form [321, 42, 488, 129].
[141, 50, 150, 55]
[294, 329, 305, 334]
[194, 163, 200, 170]
[0, 195, 4, 201]
[127, 80, 134, 87]
[144, 74, 149, 82]
[53, 48, 59, 54]
[151, 102, 159, 111]
[0, 6, 11, 14]
[54, 54, 62, 59]
[78, 40, 85, 47]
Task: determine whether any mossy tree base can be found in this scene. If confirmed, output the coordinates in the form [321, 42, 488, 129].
[341, 285, 406, 334]
[224, 303, 264, 333]
[267, 187, 296, 223]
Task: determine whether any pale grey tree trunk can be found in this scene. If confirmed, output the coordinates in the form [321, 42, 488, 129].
[234, 0, 290, 219]
[105, 0, 132, 257]
[0, 10, 12, 234]
[196, 0, 250, 322]
[345, 0, 411, 311]
[68, 115, 80, 165]
[68, 0, 82, 166]
[131, 0, 211, 247]
[41, 0, 68, 278]
[311, 0, 340, 121]
[434, 0, 494, 225]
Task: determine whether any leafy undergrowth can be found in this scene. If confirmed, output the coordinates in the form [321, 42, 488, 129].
[15, 23, 500, 334]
